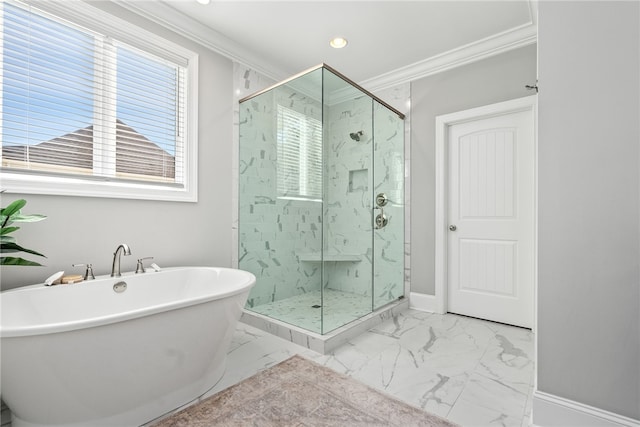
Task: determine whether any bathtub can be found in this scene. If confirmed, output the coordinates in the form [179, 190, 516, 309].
[0, 267, 255, 427]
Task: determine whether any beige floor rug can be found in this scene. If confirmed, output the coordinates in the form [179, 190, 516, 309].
[153, 355, 458, 427]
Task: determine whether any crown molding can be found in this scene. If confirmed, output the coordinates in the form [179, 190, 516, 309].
[111, 0, 536, 92]
[361, 22, 537, 93]
[111, 0, 288, 82]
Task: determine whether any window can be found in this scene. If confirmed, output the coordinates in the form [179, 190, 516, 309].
[276, 105, 322, 200]
[0, 1, 198, 201]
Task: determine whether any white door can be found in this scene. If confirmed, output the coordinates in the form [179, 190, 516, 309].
[447, 109, 534, 328]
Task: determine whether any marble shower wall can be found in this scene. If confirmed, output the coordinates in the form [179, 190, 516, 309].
[238, 81, 324, 308]
[323, 95, 374, 297]
[232, 65, 276, 274]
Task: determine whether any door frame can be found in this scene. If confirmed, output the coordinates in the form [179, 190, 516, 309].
[434, 95, 538, 328]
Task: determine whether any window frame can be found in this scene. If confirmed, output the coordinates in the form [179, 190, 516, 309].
[0, 0, 199, 202]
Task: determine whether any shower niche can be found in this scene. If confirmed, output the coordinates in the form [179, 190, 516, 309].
[238, 64, 405, 349]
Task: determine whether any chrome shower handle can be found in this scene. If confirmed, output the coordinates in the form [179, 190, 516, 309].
[375, 193, 388, 207]
[375, 212, 389, 229]
[374, 206, 389, 229]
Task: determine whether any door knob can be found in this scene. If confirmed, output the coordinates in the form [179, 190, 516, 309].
[449, 225, 457, 231]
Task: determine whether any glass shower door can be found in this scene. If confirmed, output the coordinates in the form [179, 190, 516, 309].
[372, 100, 405, 309]
[320, 67, 374, 334]
[239, 69, 324, 333]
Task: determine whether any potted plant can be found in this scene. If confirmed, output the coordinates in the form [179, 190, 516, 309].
[1, 196, 47, 266]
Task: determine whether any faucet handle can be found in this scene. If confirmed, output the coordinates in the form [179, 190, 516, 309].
[135, 257, 154, 274]
[72, 263, 95, 280]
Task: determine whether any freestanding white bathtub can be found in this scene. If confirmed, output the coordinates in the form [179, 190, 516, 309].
[0, 267, 255, 427]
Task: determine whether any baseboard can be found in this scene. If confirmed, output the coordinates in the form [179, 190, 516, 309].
[409, 292, 437, 312]
[533, 391, 640, 427]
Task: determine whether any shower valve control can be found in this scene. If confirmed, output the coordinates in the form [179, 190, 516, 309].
[375, 212, 389, 229]
[375, 193, 388, 207]
[374, 193, 389, 229]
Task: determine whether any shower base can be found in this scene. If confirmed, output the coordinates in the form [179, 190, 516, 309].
[248, 289, 372, 334]
[241, 289, 409, 354]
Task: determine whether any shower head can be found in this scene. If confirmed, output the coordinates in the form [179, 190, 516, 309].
[349, 131, 364, 141]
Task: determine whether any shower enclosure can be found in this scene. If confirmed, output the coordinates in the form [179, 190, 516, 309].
[239, 64, 404, 335]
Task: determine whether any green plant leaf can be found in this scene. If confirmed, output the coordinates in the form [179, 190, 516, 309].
[0, 199, 26, 217]
[0, 226, 19, 235]
[0, 256, 43, 266]
[0, 198, 47, 264]
[10, 214, 47, 223]
[0, 235, 17, 244]
[0, 242, 46, 257]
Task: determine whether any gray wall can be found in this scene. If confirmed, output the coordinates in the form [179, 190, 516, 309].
[537, 1, 640, 420]
[410, 44, 537, 295]
[1, 3, 234, 291]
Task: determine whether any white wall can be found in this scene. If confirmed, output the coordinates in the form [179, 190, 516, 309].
[410, 44, 537, 295]
[537, 1, 640, 421]
[1, 2, 234, 291]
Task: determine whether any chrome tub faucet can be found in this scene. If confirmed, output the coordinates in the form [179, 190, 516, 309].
[111, 244, 131, 277]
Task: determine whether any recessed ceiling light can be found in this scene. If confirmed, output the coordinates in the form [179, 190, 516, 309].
[329, 37, 348, 49]
[196, 0, 210, 4]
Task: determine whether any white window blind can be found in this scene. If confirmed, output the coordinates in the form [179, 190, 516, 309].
[276, 105, 322, 200]
[0, 1, 194, 198]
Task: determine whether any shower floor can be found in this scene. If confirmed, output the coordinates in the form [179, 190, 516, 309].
[249, 289, 373, 334]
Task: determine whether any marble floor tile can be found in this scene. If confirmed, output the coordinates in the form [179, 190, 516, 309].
[475, 339, 534, 393]
[352, 348, 470, 418]
[201, 310, 535, 427]
[447, 372, 529, 427]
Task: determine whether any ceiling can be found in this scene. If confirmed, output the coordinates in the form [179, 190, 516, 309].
[117, 0, 537, 90]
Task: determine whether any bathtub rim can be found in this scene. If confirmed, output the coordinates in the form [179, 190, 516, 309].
[0, 266, 256, 338]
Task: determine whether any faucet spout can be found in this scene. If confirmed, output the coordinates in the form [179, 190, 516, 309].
[111, 243, 132, 277]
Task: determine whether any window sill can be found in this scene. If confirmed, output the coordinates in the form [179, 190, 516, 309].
[0, 171, 197, 203]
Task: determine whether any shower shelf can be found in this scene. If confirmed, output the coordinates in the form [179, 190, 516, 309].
[298, 253, 362, 262]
